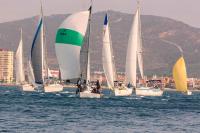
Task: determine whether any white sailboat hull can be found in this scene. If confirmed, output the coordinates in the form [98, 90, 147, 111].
[114, 87, 133, 96]
[183, 91, 192, 95]
[186, 91, 192, 95]
[79, 86, 103, 98]
[135, 87, 163, 96]
[44, 84, 63, 93]
[21, 84, 35, 92]
[79, 91, 103, 98]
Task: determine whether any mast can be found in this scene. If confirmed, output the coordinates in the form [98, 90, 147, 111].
[41, 2, 45, 83]
[40, 0, 48, 81]
[137, 0, 144, 79]
[41, 1, 49, 80]
[85, 1, 93, 84]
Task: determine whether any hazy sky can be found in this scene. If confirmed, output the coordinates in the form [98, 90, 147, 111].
[0, 0, 199, 27]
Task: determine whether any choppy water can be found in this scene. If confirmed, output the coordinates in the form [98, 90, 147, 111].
[0, 87, 200, 133]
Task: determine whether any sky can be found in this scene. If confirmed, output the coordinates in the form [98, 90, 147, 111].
[0, 0, 200, 28]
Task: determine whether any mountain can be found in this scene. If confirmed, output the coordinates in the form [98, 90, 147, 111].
[1, 11, 200, 77]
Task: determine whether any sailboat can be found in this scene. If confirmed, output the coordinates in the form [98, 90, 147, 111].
[173, 56, 192, 95]
[15, 29, 35, 91]
[55, 5, 102, 98]
[126, 1, 163, 96]
[102, 14, 132, 96]
[102, 14, 116, 90]
[30, 4, 63, 93]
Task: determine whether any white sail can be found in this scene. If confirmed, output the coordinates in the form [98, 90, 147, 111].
[102, 14, 116, 88]
[125, 5, 140, 86]
[83, 7, 92, 84]
[55, 11, 90, 80]
[27, 58, 36, 86]
[15, 29, 25, 83]
[137, 5, 144, 79]
[43, 26, 48, 80]
[31, 15, 44, 84]
[80, 22, 91, 83]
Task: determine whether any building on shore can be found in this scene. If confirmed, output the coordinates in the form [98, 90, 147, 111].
[0, 49, 14, 83]
[48, 69, 60, 78]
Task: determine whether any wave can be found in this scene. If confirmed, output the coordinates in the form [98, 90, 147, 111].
[56, 93, 61, 96]
[60, 91, 75, 94]
[68, 95, 76, 98]
[125, 97, 142, 100]
[161, 98, 168, 101]
[5, 90, 10, 93]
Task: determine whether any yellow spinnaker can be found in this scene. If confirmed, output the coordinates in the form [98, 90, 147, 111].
[173, 57, 188, 92]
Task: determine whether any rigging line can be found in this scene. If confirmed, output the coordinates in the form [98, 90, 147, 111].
[160, 39, 183, 56]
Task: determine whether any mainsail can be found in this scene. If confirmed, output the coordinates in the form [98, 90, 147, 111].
[15, 29, 25, 83]
[125, 4, 140, 86]
[136, 3, 144, 79]
[31, 14, 44, 84]
[173, 56, 188, 93]
[102, 14, 116, 89]
[80, 7, 92, 84]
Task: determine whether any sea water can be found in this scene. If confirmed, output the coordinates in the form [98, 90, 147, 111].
[0, 87, 200, 133]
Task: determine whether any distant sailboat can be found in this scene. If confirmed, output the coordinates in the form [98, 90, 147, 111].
[31, 12, 44, 88]
[15, 29, 35, 91]
[30, 4, 63, 92]
[102, 14, 116, 90]
[55, 5, 102, 98]
[102, 14, 132, 96]
[15, 29, 25, 84]
[126, 1, 163, 96]
[173, 56, 192, 95]
[125, 2, 139, 88]
[123, 1, 144, 96]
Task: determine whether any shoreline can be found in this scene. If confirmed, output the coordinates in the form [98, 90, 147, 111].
[1, 84, 200, 92]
